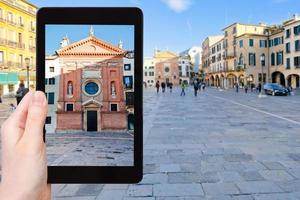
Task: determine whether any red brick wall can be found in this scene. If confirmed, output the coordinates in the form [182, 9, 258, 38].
[101, 112, 127, 130]
[56, 112, 82, 131]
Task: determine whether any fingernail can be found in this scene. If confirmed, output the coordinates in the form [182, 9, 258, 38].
[32, 91, 45, 106]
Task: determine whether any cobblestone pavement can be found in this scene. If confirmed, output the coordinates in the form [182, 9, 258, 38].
[2, 87, 300, 199]
[46, 132, 133, 166]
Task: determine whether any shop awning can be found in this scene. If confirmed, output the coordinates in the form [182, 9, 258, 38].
[0, 72, 19, 85]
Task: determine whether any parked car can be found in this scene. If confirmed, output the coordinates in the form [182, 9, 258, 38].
[263, 83, 288, 96]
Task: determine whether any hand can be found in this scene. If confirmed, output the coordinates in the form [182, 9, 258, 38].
[0, 91, 51, 200]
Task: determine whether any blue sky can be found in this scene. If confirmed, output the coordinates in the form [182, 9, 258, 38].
[46, 25, 134, 55]
[31, 0, 300, 57]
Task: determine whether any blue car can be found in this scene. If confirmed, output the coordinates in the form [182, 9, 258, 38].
[263, 83, 288, 96]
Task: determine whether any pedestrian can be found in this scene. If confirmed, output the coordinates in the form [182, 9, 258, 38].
[202, 83, 206, 91]
[0, 95, 2, 103]
[161, 82, 166, 93]
[258, 83, 262, 93]
[250, 83, 254, 92]
[10, 103, 16, 111]
[244, 85, 248, 93]
[193, 79, 199, 96]
[235, 83, 239, 93]
[180, 82, 186, 96]
[16, 82, 29, 105]
[155, 81, 160, 93]
[169, 82, 173, 93]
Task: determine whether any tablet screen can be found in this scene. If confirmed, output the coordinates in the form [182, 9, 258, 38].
[45, 25, 134, 166]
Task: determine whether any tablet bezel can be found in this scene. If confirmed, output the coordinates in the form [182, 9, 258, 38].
[36, 7, 143, 183]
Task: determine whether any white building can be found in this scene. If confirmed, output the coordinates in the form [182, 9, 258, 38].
[123, 50, 134, 118]
[178, 52, 191, 84]
[188, 46, 202, 73]
[45, 55, 60, 133]
[143, 57, 155, 87]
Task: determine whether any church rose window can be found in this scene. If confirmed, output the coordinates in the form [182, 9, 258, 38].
[84, 82, 99, 95]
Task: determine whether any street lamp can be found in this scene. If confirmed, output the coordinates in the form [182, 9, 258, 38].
[25, 57, 30, 88]
[260, 54, 265, 84]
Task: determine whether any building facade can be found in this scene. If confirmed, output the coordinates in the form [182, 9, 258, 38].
[202, 14, 300, 89]
[45, 33, 129, 133]
[154, 50, 179, 85]
[178, 52, 191, 84]
[0, 0, 37, 96]
[143, 57, 155, 87]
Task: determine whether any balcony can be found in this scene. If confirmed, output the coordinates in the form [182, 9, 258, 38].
[7, 20, 16, 26]
[17, 23, 25, 29]
[7, 40, 17, 48]
[0, 17, 5, 23]
[29, 27, 36, 33]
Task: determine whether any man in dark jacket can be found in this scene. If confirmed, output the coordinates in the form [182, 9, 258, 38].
[16, 83, 29, 105]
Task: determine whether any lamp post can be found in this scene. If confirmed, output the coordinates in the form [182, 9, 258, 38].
[259, 54, 266, 97]
[260, 54, 265, 84]
[25, 57, 30, 89]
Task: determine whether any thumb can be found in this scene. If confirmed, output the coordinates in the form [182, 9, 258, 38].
[23, 91, 48, 151]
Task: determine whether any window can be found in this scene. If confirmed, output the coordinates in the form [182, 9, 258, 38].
[49, 78, 55, 85]
[125, 92, 134, 106]
[144, 72, 147, 76]
[164, 67, 170, 72]
[259, 40, 267, 48]
[249, 39, 254, 47]
[261, 54, 265, 66]
[286, 42, 291, 53]
[0, 51, 4, 64]
[18, 54, 23, 66]
[225, 31, 228, 37]
[239, 40, 243, 48]
[123, 76, 133, 89]
[149, 71, 154, 76]
[295, 56, 300, 68]
[248, 53, 256, 66]
[274, 37, 283, 46]
[294, 25, 300, 36]
[286, 58, 290, 69]
[45, 116, 51, 124]
[48, 92, 54, 104]
[271, 53, 275, 66]
[276, 51, 283, 65]
[66, 103, 73, 111]
[233, 27, 236, 34]
[286, 29, 291, 38]
[110, 103, 118, 111]
[0, 8, 2, 18]
[85, 82, 99, 95]
[7, 12, 13, 23]
[295, 40, 300, 52]
[45, 78, 48, 85]
[49, 66, 54, 72]
[124, 64, 131, 71]
[269, 39, 273, 47]
[239, 53, 244, 65]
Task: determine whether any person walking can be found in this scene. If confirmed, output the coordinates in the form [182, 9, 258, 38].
[193, 79, 199, 96]
[16, 82, 29, 105]
[180, 82, 186, 96]
[169, 82, 173, 93]
[235, 83, 239, 93]
[244, 85, 248, 93]
[161, 82, 166, 93]
[258, 83, 262, 93]
[155, 81, 160, 93]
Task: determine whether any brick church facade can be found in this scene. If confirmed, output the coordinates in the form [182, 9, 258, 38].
[54, 33, 127, 132]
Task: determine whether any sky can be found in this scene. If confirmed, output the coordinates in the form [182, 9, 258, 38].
[31, 0, 300, 57]
[46, 25, 134, 55]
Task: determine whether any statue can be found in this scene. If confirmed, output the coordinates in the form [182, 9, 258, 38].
[111, 82, 116, 97]
[67, 82, 73, 96]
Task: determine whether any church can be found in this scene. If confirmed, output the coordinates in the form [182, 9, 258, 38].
[52, 27, 128, 132]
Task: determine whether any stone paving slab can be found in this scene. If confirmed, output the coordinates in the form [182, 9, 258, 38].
[2, 88, 300, 199]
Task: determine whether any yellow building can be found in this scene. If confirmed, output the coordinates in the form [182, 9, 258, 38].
[0, 0, 37, 96]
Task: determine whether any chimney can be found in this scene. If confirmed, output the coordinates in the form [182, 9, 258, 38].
[118, 40, 123, 49]
[293, 13, 300, 20]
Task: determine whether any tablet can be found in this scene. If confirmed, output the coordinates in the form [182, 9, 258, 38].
[36, 7, 143, 183]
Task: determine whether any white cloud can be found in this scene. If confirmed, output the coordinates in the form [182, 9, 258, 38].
[162, 0, 192, 13]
